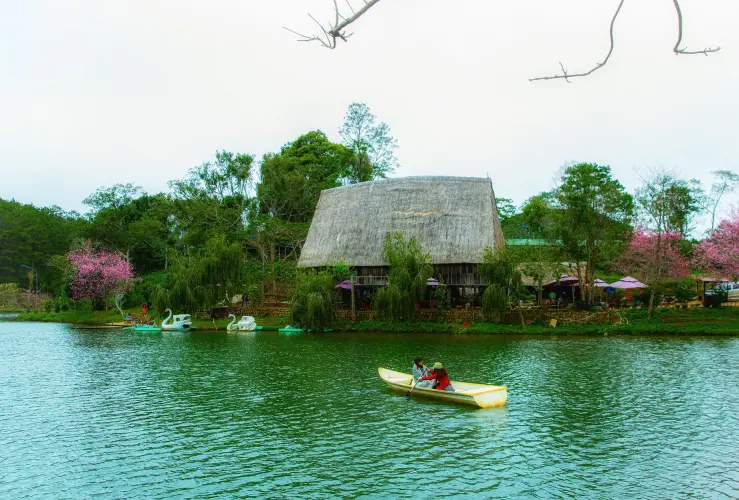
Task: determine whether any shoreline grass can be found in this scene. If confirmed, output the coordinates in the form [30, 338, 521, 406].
[8, 306, 739, 335]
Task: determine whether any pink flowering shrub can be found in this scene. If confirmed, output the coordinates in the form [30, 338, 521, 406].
[693, 213, 739, 278]
[616, 229, 689, 283]
[67, 241, 134, 301]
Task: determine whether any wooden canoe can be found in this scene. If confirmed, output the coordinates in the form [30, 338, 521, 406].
[378, 367, 508, 409]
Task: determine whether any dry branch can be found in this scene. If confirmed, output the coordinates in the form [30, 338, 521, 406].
[284, 0, 383, 49]
[531, 0, 720, 82]
[287, 0, 722, 81]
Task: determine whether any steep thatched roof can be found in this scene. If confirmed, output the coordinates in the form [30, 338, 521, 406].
[298, 176, 505, 267]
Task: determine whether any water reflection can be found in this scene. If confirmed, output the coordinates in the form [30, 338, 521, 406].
[0, 323, 737, 498]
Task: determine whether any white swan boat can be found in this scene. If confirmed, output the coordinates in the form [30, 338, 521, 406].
[161, 309, 197, 331]
[227, 314, 257, 332]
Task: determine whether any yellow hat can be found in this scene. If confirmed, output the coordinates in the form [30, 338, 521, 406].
[433, 362, 443, 369]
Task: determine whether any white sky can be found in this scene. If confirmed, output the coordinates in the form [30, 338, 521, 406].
[1, 0, 737, 229]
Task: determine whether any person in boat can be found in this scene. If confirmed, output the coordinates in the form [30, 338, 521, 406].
[412, 357, 435, 388]
[419, 362, 455, 392]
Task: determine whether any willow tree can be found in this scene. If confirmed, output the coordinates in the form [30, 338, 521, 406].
[154, 235, 244, 311]
[374, 233, 433, 322]
[289, 270, 337, 332]
[480, 247, 523, 323]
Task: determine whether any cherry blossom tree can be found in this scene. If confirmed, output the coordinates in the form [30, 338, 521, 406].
[616, 228, 689, 316]
[617, 229, 689, 283]
[693, 213, 739, 279]
[67, 241, 134, 303]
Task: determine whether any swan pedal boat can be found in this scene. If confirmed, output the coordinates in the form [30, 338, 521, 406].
[161, 310, 197, 331]
[378, 367, 508, 408]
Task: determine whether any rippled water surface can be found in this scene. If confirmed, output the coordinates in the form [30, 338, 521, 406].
[1, 322, 738, 498]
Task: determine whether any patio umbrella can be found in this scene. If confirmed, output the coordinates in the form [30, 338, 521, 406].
[427, 278, 440, 286]
[610, 276, 647, 289]
[334, 280, 353, 290]
[593, 279, 610, 287]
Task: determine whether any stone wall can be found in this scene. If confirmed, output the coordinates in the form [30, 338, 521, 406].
[199, 305, 615, 326]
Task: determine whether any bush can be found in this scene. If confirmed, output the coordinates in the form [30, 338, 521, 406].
[42, 299, 55, 313]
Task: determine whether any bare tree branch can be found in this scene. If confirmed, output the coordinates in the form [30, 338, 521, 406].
[531, 0, 721, 82]
[288, 0, 722, 81]
[671, 0, 721, 55]
[284, 0, 383, 49]
[529, 0, 626, 82]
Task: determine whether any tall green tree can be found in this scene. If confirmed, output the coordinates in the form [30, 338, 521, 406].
[707, 170, 739, 233]
[550, 163, 634, 305]
[258, 131, 353, 223]
[635, 170, 697, 317]
[339, 102, 399, 183]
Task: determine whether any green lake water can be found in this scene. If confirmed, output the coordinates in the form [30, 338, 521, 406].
[1, 321, 738, 498]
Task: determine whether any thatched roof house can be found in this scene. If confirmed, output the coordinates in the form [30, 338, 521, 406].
[298, 176, 505, 269]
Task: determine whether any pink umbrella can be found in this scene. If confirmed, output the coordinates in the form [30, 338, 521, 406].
[610, 276, 647, 289]
[593, 279, 610, 287]
[334, 280, 352, 290]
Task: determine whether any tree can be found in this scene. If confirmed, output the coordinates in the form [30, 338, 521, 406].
[339, 102, 399, 183]
[169, 151, 256, 248]
[634, 170, 695, 317]
[156, 235, 244, 311]
[373, 233, 433, 322]
[289, 270, 337, 331]
[67, 241, 134, 304]
[706, 170, 739, 233]
[480, 247, 523, 324]
[550, 163, 634, 305]
[258, 131, 353, 222]
[693, 212, 739, 279]
[287, 0, 720, 81]
[521, 193, 554, 237]
[83, 183, 143, 213]
[616, 228, 689, 313]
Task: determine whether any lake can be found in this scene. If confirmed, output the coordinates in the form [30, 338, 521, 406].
[1, 322, 737, 498]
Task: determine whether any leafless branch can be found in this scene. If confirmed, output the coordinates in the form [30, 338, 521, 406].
[530, 0, 626, 82]
[284, 0, 383, 49]
[531, 0, 721, 82]
[671, 0, 721, 55]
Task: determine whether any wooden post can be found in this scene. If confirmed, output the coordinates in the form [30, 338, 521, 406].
[350, 275, 356, 322]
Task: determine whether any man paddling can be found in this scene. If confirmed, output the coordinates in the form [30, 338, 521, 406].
[412, 357, 435, 388]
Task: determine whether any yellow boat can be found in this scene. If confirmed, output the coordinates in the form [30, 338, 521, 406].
[378, 367, 508, 409]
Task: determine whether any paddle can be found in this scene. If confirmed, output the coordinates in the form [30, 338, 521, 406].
[405, 380, 418, 399]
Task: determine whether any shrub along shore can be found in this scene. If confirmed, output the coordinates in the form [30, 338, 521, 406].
[9, 307, 739, 336]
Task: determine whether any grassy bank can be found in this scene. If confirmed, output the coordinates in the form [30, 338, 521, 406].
[344, 307, 739, 335]
[10, 306, 739, 335]
[12, 308, 288, 331]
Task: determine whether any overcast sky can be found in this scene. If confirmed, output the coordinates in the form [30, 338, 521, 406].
[1, 0, 737, 229]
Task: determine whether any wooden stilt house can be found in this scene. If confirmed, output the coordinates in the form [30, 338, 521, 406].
[298, 176, 506, 308]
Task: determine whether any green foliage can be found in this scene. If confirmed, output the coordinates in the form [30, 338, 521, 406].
[339, 102, 399, 182]
[0, 199, 86, 290]
[373, 233, 433, 322]
[258, 131, 352, 223]
[550, 162, 634, 304]
[156, 236, 244, 311]
[290, 270, 337, 331]
[480, 247, 523, 322]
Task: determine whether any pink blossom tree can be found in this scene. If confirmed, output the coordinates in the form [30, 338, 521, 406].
[693, 213, 739, 278]
[616, 228, 689, 315]
[68, 241, 134, 304]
